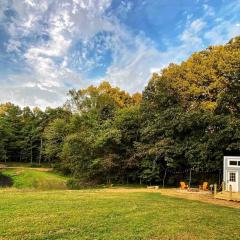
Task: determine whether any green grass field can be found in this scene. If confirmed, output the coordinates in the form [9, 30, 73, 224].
[0, 168, 240, 240]
[0, 189, 240, 240]
[0, 168, 68, 190]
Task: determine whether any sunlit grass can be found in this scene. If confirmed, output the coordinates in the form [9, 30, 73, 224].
[1, 168, 68, 190]
[0, 189, 240, 240]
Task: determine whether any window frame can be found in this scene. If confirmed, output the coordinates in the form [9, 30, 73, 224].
[228, 159, 240, 167]
[229, 172, 236, 182]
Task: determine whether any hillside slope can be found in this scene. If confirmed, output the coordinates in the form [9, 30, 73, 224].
[0, 168, 69, 190]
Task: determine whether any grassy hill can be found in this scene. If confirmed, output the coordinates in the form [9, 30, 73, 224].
[0, 167, 69, 190]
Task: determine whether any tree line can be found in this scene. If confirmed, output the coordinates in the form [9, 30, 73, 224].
[0, 36, 240, 185]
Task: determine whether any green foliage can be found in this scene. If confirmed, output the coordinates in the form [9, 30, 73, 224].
[0, 103, 71, 164]
[43, 118, 69, 161]
[137, 36, 240, 183]
[66, 179, 105, 189]
[59, 83, 142, 182]
[0, 36, 240, 185]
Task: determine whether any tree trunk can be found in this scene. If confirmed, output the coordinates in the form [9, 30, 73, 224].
[188, 168, 192, 188]
[218, 169, 221, 186]
[39, 137, 42, 166]
[30, 140, 33, 164]
[162, 168, 167, 188]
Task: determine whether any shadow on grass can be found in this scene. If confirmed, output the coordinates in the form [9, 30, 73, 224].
[0, 173, 13, 187]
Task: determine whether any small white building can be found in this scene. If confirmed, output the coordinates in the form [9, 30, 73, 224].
[223, 156, 240, 192]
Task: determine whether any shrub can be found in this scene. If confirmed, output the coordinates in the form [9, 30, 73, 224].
[66, 179, 105, 190]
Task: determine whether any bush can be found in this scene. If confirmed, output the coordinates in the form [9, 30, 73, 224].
[0, 173, 13, 187]
[66, 179, 105, 190]
[29, 163, 41, 168]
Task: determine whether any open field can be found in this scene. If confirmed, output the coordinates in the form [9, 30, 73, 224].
[1, 188, 240, 240]
[1, 168, 240, 239]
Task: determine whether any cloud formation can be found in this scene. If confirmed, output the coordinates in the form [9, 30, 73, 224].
[0, 0, 240, 109]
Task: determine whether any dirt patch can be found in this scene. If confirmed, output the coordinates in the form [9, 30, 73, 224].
[102, 188, 240, 208]
[158, 188, 240, 209]
[0, 166, 53, 172]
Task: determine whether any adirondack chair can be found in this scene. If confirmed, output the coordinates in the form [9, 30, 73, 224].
[199, 182, 208, 191]
[179, 182, 188, 190]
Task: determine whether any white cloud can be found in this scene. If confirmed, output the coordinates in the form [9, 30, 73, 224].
[203, 4, 215, 16]
[180, 19, 206, 46]
[101, 8, 240, 94]
[204, 21, 240, 45]
[0, 0, 8, 21]
[102, 18, 208, 93]
[5, 39, 21, 53]
[103, 35, 168, 92]
[0, 0, 240, 109]
[0, 86, 66, 109]
[0, 0, 113, 108]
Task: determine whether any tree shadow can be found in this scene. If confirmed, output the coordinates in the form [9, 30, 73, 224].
[0, 173, 13, 187]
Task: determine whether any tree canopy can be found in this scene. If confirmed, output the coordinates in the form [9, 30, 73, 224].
[1, 36, 240, 185]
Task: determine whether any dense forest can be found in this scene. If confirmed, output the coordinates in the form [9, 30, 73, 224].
[1, 37, 240, 185]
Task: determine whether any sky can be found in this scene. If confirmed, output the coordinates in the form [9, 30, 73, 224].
[0, 0, 240, 109]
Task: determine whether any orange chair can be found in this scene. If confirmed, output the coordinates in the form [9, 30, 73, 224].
[179, 182, 188, 190]
[199, 182, 208, 191]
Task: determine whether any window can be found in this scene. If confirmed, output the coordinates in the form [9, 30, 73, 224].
[229, 161, 238, 166]
[229, 172, 236, 182]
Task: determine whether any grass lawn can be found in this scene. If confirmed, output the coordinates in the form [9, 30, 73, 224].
[0, 168, 68, 190]
[0, 189, 240, 240]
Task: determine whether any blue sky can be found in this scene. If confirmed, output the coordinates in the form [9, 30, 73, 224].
[0, 0, 240, 108]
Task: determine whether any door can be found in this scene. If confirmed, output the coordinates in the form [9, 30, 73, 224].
[227, 171, 238, 192]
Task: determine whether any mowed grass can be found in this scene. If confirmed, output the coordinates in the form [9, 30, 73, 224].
[0, 189, 240, 240]
[0, 168, 68, 190]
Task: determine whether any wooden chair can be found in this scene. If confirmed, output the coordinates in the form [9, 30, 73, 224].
[199, 182, 208, 191]
[179, 182, 188, 190]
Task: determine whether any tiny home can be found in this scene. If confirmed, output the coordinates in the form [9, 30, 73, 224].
[223, 156, 240, 192]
